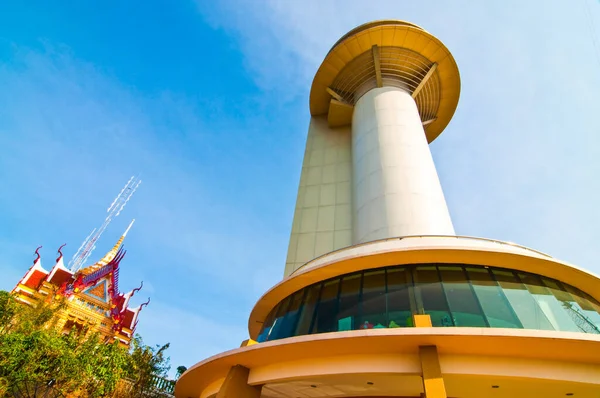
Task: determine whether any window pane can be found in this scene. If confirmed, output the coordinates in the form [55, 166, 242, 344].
[562, 284, 600, 333]
[493, 270, 552, 330]
[295, 284, 321, 336]
[266, 296, 291, 341]
[337, 273, 362, 331]
[257, 303, 279, 342]
[359, 270, 386, 329]
[258, 264, 600, 341]
[414, 266, 453, 327]
[387, 268, 413, 327]
[466, 268, 521, 329]
[311, 279, 341, 334]
[518, 273, 579, 332]
[439, 266, 487, 327]
[273, 290, 305, 339]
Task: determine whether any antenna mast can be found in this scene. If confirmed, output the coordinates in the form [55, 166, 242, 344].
[68, 176, 142, 273]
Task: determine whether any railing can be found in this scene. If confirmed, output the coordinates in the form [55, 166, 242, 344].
[291, 234, 552, 276]
[150, 375, 176, 395]
[563, 302, 600, 334]
[117, 375, 176, 397]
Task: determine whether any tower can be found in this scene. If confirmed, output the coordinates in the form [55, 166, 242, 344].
[176, 21, 600, 398]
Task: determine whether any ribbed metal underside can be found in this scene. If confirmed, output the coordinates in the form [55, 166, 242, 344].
[330, 47, 440, 122]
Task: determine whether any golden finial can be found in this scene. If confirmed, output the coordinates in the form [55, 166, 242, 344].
[79, 219, 135, 275]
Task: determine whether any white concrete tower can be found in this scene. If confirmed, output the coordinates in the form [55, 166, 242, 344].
[177, 20, 600, 398]
[284, 20, 460, 276]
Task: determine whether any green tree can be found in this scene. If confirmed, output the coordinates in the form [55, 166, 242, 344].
[0, 290, 173, 398]
[122, 336, 171, 397]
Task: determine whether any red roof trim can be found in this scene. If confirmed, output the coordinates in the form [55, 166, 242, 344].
[24, 270, 47, 290]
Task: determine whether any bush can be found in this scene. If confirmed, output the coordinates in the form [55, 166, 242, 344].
[0, 291, 172, 397]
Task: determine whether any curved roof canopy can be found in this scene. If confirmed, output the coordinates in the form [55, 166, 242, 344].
[310, 20, 461, 142]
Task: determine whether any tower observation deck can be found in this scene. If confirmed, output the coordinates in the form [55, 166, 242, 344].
[176, 20, 600, 398]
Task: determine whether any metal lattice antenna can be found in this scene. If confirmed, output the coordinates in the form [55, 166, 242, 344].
[68, 176, 142, 272]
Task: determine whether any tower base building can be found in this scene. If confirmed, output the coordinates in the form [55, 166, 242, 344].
[176, 20, 600, 398]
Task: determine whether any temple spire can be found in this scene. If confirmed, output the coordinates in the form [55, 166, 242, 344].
[80, 219, 135, 274]
[97, 219, 135, 266]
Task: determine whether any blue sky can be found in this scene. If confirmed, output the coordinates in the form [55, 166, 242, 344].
[1, 0, 599, 375]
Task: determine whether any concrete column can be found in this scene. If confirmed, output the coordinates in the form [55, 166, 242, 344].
[351, 87, 454, 244]
[216, 365, 261, 398]
[419, 345, 447, 398]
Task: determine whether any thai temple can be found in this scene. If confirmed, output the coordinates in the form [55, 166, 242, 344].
[11, 177, 148, 348]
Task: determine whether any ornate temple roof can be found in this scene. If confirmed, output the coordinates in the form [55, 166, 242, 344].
[12, 221, 149, 347]
[20, 247, 48, 290]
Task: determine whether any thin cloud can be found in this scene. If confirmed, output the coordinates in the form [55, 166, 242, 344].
[195, 0, 600, 274]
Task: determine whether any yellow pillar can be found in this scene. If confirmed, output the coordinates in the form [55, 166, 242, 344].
[413, 314, 433, 327]
[216, 365, 261, 398]
[419, 345, 447, 398]
[239, 339, 258, 347]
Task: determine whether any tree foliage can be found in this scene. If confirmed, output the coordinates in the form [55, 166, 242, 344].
[0, 290, 173, 397]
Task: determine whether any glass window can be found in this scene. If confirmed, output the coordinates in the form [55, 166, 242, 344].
[518, 273, 579, 332]
[439, 266, 487, 327]
[265, 296, 290, 341]
[493, 270, 553, 330]
[561, 285, 600, 333]
[337, 273, 362, 331]
[256, 263, 600, 342]
[272, 290, 305, 339]
[358, 270, 387, 329]
[414, 266, 453, 326]
[466, 268, 522, 329]
[311, 279, 340, 334]
[257, 303, 279, 342]
[294, 284, 321, 336]
[387, 268, 413, 328]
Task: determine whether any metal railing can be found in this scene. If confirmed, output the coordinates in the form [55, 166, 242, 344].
[563, 302, 600, 334]
[118, 375, 175, 397]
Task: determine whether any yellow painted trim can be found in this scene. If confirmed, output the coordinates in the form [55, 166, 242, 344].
[216, 366, 261, 398]
[15, 284, 36, 294]
[372, 45, 383, 87]
[325, 87, 345, 103]
[412, 63, 438, 98]
[327, 98, 354, 127]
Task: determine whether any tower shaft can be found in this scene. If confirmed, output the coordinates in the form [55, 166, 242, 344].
[352, 87, 454, 244]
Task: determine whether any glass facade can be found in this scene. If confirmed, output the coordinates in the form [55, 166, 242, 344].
[256, 264, 600, 342]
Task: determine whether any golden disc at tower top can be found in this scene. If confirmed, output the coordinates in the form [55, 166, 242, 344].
[309, 19, 461, 143]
